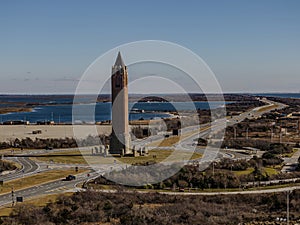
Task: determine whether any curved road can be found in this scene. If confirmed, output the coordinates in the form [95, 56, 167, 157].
[0, 157, 40, 182]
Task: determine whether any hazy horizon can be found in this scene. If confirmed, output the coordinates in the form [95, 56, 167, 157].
[0, 92, 299, 96]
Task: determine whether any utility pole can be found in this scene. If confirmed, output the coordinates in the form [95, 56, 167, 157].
[234, 127, 237, 140]
[287, 192, 289, 225]
[270, 128, 273, 143]
[11, 186, 15, 207]
[287, 190, 292, 225]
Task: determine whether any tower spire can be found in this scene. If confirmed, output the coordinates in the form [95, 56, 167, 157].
[114, 51, 125, 67]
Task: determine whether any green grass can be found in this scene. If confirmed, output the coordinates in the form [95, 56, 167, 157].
[158, 136, 180, 147]
[257, 104, 278, 112]
[233, 168, 255, 176]
[263, 167, 279, 176]
[147, 136, 180, 147]
[283, 148, 299, 157]
[31, 150, 88, 164]
[147, 125, 211, 148]
[32, 155, 88, 164]
[118, 149, 202, 164]
[32, 149, 202, 165]
[233, 167, 279, 176]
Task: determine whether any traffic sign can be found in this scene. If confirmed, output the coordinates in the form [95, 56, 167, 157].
[16, 197, 23, 202]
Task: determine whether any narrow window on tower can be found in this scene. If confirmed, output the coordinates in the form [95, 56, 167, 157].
[115, 75, 121, 88]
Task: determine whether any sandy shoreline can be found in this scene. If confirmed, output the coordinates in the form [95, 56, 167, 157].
[0, 125, 112, 142]
[0, 107, 32, 115]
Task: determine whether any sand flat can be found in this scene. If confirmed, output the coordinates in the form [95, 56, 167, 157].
[0, 125, 112, 142]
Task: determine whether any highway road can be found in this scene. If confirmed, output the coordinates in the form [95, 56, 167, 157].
[0, 157, 40, 182]
[282, 148, 300, 172]
[0, 171, 98, 207]
[90, 184, 300, 196]
[171, 98, 287, 164]
[0, 145, 101, 182]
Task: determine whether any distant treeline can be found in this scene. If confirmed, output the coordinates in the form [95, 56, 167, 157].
[0, 135, 109, 150]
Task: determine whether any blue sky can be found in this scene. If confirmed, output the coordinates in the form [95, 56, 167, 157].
[0, 0, 299, 93]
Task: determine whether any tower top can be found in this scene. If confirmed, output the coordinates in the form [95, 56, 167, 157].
[114, 51, 125, 67]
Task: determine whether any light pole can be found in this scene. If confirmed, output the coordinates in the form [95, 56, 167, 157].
[233, 127, 237, 140]
[212, 162, 216, 177]
[270, 128, 273, 142]
[287, 190, 292, 225]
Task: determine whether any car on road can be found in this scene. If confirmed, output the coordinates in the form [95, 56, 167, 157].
[65, 175, 76, 181]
